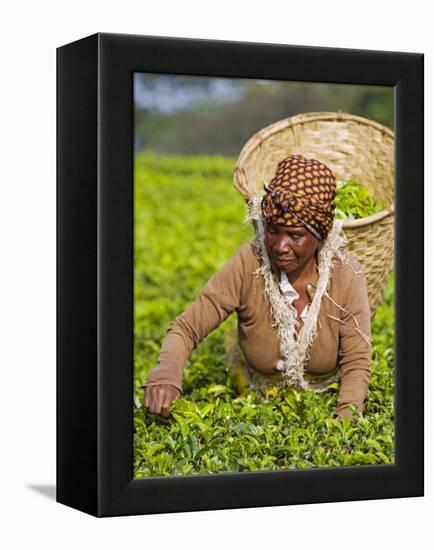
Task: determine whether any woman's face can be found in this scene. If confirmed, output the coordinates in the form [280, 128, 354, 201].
[264, 221, 320, 276]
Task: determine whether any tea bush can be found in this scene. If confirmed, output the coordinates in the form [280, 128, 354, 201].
[134, 151, 394, 477]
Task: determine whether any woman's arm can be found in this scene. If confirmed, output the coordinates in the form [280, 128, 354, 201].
[142, 243, 252, 395]
[335, 258, 372, 419]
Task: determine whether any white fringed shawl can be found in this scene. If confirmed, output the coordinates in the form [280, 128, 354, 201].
[246, 195, 350, 392]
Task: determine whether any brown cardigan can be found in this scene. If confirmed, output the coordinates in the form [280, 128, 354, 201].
[143, 242, 372, 416]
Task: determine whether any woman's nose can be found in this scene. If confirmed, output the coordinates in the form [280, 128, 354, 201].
[274, 236, 291, 254]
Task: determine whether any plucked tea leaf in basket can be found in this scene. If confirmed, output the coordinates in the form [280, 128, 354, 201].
[334, 179, 386, 220]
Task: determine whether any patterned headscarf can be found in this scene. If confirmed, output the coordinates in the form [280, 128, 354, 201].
[261, 154, 337, 241]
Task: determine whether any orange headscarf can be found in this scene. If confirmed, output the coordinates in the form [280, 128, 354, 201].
[261, 154, 337, 241]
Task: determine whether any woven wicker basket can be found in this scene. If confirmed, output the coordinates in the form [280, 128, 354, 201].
[233, 112, 394, 316]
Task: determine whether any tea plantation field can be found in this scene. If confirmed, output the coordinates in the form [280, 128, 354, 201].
[133, 151, 394, 477]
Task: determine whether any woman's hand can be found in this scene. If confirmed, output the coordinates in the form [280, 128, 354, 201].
[143, 384, 181, 417]
[334, 407, 353, 421]
[334, 403, 360, 421]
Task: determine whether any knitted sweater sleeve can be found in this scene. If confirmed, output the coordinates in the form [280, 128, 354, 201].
[142, 244, 251, 394]
[335, 256, 372, 417]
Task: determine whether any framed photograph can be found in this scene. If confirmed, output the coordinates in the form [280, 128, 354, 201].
[57, 32, 423, 517]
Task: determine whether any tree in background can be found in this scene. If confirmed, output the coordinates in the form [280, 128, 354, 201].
[134, 75, 393, 156]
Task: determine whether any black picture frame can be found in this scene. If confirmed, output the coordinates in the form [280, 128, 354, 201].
[56, 32, 424, 517]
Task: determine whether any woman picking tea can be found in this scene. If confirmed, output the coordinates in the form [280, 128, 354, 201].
[143, 155, 372, 420]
